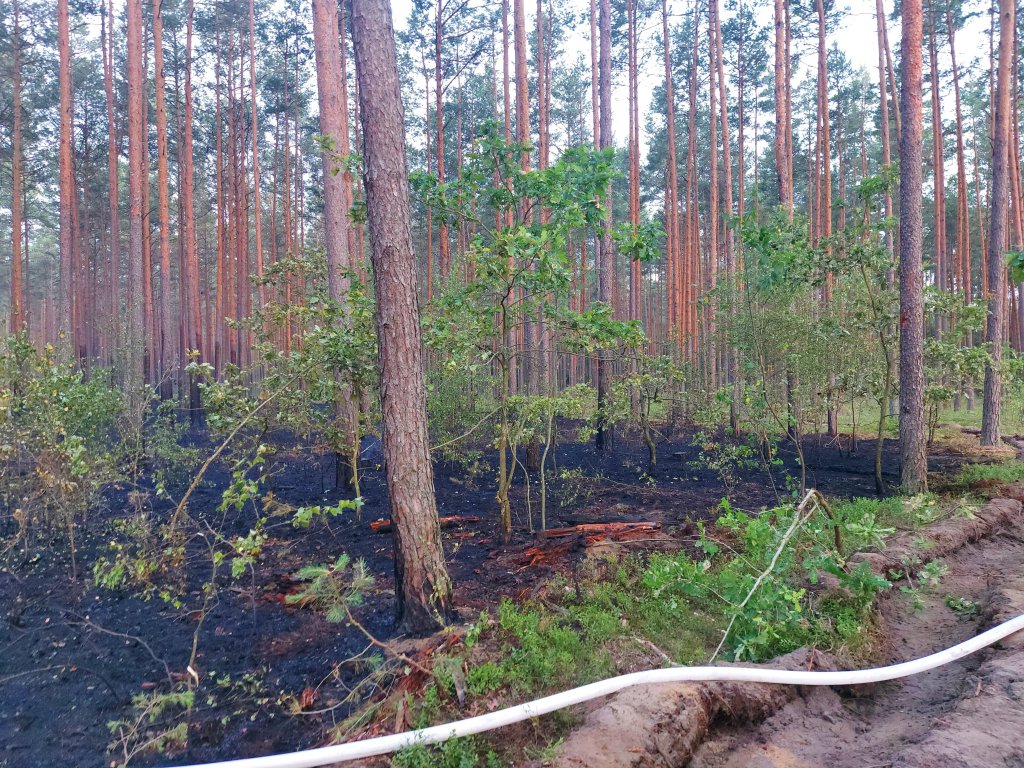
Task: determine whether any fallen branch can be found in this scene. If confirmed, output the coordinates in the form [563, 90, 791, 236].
[543, 521, 661, 540]
[344, 605, 432, 677]
[369, 515, 481, 534]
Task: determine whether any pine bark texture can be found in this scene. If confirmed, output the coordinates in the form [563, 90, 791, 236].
[313, 0, 358, 487]
[104, 0, 121, 350]
[183, 0, 202, 417]
[126, 0, 147, 393]
[350, 0, 453, 634]
[898, 0, 928, 493]
[981, 0, 1015, 446]
[773, 0, 791, 214]
[153, 0, 174, 398]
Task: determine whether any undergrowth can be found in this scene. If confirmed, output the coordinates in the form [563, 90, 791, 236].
[387, 492, 956, 766]
[956, 460, 1024, 488]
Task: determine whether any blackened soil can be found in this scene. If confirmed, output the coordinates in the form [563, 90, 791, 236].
[0, 426, 965, 768]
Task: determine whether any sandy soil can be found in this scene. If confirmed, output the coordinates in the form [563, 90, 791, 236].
[691, 526, 1024, 768]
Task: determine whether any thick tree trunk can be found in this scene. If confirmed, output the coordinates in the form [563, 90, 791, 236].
[351, 0, 453, 634]
[981, 0, 1015, 446]
[126, 0, 147, 398]
[898, 0, 928, 493]
[313, 0, 359, 490]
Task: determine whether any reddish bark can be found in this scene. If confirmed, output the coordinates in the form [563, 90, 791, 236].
[153, 0, 174, 398]
[351, 0, 454, 633]
[182, 0, 202, 416]
[898, 0, 927, 492]
[58, 0, 75, 342]
[126, 0, 147, 390]
[981, 0, 1016, 446]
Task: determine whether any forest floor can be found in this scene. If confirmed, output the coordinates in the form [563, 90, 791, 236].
[0, 421, 1005, 768]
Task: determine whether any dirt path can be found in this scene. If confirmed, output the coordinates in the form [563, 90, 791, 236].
[545, 496, 1024, 768]
[691, 530, 1024, 768]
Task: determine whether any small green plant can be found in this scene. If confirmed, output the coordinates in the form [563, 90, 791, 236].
[92, 511, 175, 597]
[892, 556, 947, 611]
[466, 661, 505, 696]
[918, 559, 949, 588]
[229, 522, 269, 579]
[554, 467, 598, 508]
[690, 430, 762, 492]
[286, 553, 374, 623]
[291, 498, 364, 528]
[464, 611, 490, 650]
[945, 595, 981, 619]
[524, 737, 565, 762]
[391, 736, 501, 768]
[107, 688, 195, 767]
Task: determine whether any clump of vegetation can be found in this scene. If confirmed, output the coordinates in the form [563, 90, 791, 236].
[392, 736, 501, 768]
[957, 460, 1024, 488]
[644, 499, 893, 661]
[107, 688, 195, 767]
[0, 336, 200, 578]
[287, 553, 374, 623]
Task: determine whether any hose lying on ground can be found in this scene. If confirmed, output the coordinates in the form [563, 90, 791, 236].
[169, 612, 1024, 768]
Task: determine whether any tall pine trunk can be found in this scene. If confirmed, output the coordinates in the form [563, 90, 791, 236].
[351, 0, 453, 634]
[595, 0, 613, 451]
[313, 0, 359, 490]
[981, 0, 1016, 447]
[10, 0, 24, 334]
[774, 0, 792, 214]
[182, 0, 202, 419]
[876, 0, 896, 263]
[898, 0, 928, 493]
[58, 0, 75, 345]
[153, 0, 174, 399]
[249, 0, 265, 309]
[104, 0, 121, 359]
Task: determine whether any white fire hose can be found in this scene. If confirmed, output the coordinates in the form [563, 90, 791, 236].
[169, 612, 1024, 768]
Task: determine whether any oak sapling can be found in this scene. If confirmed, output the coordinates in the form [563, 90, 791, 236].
[418, 124, 647, 538]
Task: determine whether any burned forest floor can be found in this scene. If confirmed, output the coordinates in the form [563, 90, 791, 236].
[0, 419, 1017, 768]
